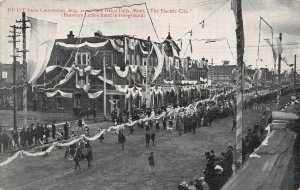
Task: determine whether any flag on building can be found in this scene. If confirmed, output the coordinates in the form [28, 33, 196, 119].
[27, 17, 57, 84]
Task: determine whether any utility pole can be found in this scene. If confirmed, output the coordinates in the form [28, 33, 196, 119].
[294, 54, 297, 94]
[277, 33, 282, 107]
[232, 0, 245, 167]
[103, 51, 107, 119]
[278, 33, 282, 83]
[8, 25, 20, 130]
[16, 12, 29, 126]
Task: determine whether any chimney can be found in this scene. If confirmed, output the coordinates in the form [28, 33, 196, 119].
[67, 31, 74, 40]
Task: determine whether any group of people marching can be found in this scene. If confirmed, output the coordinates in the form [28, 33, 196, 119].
[0, 120, 73, 152]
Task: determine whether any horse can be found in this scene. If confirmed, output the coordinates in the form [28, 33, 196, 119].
[65, 146, 92, 172]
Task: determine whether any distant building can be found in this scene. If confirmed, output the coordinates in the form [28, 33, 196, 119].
[208, 63, 236, 85]
[0, 62, 23, 110]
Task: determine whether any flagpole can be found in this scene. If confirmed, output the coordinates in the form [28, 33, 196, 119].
[103, 51, 107, 119]
[232, 0, 245, 167]
[277, 33, 282, 107]
[294, 55, 297, 95]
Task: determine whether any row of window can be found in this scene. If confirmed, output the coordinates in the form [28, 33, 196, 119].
[189, 70, 207, 80]
[75, 52, 157, 66]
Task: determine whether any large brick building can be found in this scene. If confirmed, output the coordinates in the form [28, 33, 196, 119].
[28, 31, 209, 117]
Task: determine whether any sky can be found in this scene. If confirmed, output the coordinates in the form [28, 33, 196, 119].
[0, 0, 299, 72]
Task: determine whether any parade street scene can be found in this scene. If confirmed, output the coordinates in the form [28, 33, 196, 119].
[0, 0, 299, 189]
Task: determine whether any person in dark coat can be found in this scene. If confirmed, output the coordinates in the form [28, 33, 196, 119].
[148, 152, 155, 174]
[11, 129, 19, 149]
[26, 127, 33, 146]
[183, 116, 188, 134]
[119, 130, 126, 150]
[51, 121, 56, 139]
[1, 132, 9, 152]
[178, 118, 183, 136]
[253, 120, 259, 134]
[19, 127, 27, 147]
[155, 120, 160, 130]
[163, 117, 167, 130]
[78, 119, 83, 131]
[37, 124, 43, 143]
[192, 117, 196, 134]
[63, 122, 69, 140]
[151, 131, 156, 146]
[145, 131, 151, 147]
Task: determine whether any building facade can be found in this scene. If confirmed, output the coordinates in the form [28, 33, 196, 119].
[29, 31, 209, 117]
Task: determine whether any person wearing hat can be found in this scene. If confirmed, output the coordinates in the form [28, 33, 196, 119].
[188, 180, 196, 190]
[118, 130, 126, 150]
[199, 177, 209, 190]
[63, 122, 69, 140]
[162, 116, 167, 130]
[193, 178, 203, 190]
[148, 152, 155, 174]
[51, 121, 56, 139]
[151, 131, 156, 147]
[78, 119, 83, 131]
[145, 131, 151, 147]
[178, 181, 189, 190]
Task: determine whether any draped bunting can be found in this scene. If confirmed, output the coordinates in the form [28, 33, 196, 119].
[126, 87, 142, 99]
[46, 90, 73, 98]
[162, 86, 175, 93]
[164, 80, 174, 85]
[139, 66, 147, 78]
[98, 75, 113, 85]
[56, 40, 110, 49]
[1, 87, 281, 167]
[139, 41, 149, 54]
[152, 42, 165, 82]
[27, 17, 57, 84]
[110, 39, 124, 53]
[115, 85, 129, 94]
[129, 65, 138, 74]
[115, 66, 129, 78]
[45, 65, 72, 73]
[88, 91, 103, 99]
[181, 80, 197, 85]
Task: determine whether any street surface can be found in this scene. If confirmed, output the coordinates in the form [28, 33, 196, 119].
[0, 95, 291, 190]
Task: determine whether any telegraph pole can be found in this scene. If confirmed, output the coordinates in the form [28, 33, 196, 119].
[8, 25, 20, 130]
[294, 55, 297, 94]
[103, 51, 107, 119]
[232, 0, 245, 167]
[16, 12, 29, 125]
[278, 33, 282, 83]
[277, 33, 282, 107]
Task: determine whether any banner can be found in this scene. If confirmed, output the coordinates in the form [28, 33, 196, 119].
[46, 90, 73, 98]
[27, 17, 57, 84]
[88, 91, 103, 99]
[152, 42, 165, 82]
